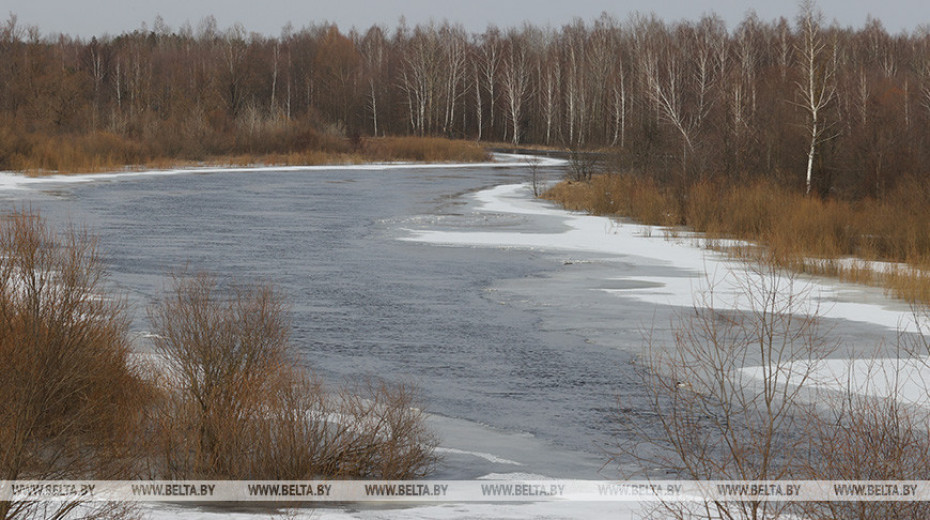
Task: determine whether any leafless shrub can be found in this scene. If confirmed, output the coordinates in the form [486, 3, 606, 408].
[328, 380, 438, 479]
[526, 154, 544, 197]
[566, 148, 603, 182]
[794, 310, 930, 518]
[0, 209, 151, 520]
[800, 376, 930, 520]
[621, 260, 833, 520]
[621, 257, 930, 520]
[149, 273, 437, 480]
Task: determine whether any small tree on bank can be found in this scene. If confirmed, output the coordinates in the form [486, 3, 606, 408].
[621, 261, 832, 520]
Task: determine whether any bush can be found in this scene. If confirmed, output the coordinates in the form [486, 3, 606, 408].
[0, 210, 151, 520]
[149, 273, 438, 479]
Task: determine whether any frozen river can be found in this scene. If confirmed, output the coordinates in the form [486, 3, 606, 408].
[0, 157, 918, 518]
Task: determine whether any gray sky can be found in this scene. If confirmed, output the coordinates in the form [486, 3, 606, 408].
[4, 0, 928, 37]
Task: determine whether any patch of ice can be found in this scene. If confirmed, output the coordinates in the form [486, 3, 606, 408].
[434, 448, 523, 466]
[743, 357, 930, 408]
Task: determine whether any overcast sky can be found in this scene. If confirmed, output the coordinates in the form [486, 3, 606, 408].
[4, 0, 928, 38]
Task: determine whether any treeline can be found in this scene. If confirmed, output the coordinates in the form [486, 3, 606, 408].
[1, 4, 929, 195]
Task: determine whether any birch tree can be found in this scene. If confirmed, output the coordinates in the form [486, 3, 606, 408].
[360, 26, 387, 136]
[538, 40, 561, 145]
[477, 28, 502, 140]
[642, 35, 695, 174]
[796, 0, 836, 194]
[501, 30, 531, 145]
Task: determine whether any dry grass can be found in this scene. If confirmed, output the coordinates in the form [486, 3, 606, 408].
[542, 174, 678, 226]
[545, 173, 930, 305]
[362, 136, 489, 163]
[1, 132, 489, 175]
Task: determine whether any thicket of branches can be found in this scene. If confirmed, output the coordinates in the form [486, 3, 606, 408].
[0, 212, 436, 520]
[624, 262, 930, 520]
[0, 3, 928, 195]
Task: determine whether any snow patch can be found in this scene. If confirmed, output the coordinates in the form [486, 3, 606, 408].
[403, 183, 916, 333]
[404, 182, 930, 409]
[434, 447, 523, 466]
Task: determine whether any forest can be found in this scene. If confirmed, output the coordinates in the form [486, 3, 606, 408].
[0, 3, 925, 199]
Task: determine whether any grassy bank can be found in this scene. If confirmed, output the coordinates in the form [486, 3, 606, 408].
[544, 174, 930, 305]
[2, 133, 490, 176]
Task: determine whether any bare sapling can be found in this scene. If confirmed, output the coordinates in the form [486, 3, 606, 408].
[526, 154, 544, 197]
[621, 259, 833, 520]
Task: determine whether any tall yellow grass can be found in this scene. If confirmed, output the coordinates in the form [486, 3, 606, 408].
[362, 136, 490, 163]
[544, 174, 930, 305]
[2, 133, 489, 175]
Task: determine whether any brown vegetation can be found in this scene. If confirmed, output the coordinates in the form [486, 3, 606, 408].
[544, 173, 930, 305]
[363, 137, 489, 163]
[0, 213, 437, 518]
[148, 273, 437, 479]
[625, 260, 930, 520]
[0, 210, 152, 520]
[1, 129, 488, 175]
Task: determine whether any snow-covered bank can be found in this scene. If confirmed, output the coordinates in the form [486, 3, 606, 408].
[401, 182, 930, 407]
[0, 153, 564, 193]
[402, 183, 918, 333]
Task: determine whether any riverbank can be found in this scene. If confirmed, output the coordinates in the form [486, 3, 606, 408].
[4, 136, 490, 176]
[543, 174, 930, 306]
[0, 151, 564, 194]
[404, 182, 925, 402]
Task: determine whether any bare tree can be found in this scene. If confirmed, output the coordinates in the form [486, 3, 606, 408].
[610, 51, 628, 148]
[622, 261, 832, 520]
[440, 24, 468, 136]
[476, 27, 503, 140]
[796, 0, 837, 194]
[642, 44, 694, 173]
[360, 26, 387, 136]
[538, 43, 561, 146]
[562, 20, 589, 146]
[501, 30, 531, 145]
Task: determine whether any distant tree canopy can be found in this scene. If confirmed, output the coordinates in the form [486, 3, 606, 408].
[1, 7, 929, 197]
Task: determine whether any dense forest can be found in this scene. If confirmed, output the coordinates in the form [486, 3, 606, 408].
[0, 4, 928, 197]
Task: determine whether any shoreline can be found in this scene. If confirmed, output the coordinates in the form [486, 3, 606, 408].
[0, 153, 567, 192]
[402, 182, 930, 406]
